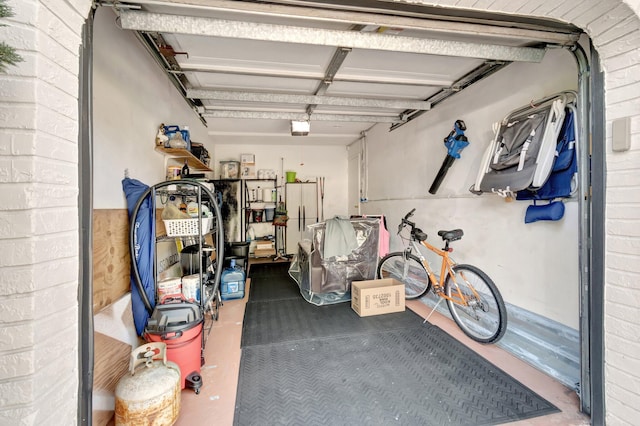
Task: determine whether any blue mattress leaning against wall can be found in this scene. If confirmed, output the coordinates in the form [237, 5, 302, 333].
[122, 177, 156, 336]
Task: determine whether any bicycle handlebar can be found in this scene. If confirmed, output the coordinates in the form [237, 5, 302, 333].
[398, 208, 416, 234]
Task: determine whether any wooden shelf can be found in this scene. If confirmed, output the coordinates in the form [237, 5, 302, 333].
[155, 146, 212, 171]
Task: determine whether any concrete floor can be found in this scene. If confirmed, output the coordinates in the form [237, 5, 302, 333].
[174, 260, 591, 426]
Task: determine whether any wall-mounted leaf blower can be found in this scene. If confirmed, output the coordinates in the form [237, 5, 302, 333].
[428, 120, 469, 194]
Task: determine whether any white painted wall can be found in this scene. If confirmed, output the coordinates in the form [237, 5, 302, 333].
[92, 8, 212, 209]
[355, 47, 580, 328]
[213, 144, 348, 220]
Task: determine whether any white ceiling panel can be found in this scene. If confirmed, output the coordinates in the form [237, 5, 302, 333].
[190, 72, 320, 94]
[325, 80, 440, 100]
[118, 0, 582, 145]
[338, 49, 484, 84]
[162, 33, 336, 74]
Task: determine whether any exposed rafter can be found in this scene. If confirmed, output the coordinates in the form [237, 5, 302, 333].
[187, 89, 431, 110]
[111, 1, 584, 138]
[123, 0, 580, 45]
[201, 110, 404, 123]
[306, 46, 353, 116]
[119, 10, 547, 62]
[171, 66, 455, 87]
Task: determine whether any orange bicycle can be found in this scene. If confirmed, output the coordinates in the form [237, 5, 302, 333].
[377, 209, 507, 343]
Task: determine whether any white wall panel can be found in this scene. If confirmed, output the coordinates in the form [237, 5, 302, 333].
[213, 143, 348, 221]
[362, 48, 580, 327]
[93, 7, 211, 208]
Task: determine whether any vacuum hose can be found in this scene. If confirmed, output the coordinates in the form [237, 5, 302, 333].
[129, 180, 225, 315]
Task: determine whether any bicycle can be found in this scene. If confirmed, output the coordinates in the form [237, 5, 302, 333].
[377, 209, 507, 343]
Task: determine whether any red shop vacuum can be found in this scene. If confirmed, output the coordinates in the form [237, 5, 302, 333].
[144, 300, 204, 394]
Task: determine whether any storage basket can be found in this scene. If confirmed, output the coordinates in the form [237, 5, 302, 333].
[164, 217, 212, 237]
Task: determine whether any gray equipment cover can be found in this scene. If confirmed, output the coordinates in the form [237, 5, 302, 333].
[289, 217, 380, 306]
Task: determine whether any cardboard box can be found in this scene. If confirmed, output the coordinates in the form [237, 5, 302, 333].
[241, 163, 256, 179]
[253, 248, 276, 258]
[351, 279, 405, 317]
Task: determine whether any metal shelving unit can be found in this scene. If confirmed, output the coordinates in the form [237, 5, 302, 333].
[244, 178, 278, 257]
[129, 179, 225, 395]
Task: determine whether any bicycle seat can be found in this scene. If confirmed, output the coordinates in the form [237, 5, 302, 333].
[438, 229, 463, 242]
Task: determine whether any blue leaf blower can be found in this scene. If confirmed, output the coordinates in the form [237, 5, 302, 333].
[429, 120, 469, 194]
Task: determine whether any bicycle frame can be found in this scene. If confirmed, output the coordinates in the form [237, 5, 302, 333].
[388, 209, 507, 343]
[405, 236, 482, 308]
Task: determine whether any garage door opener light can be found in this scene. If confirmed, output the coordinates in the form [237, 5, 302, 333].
[291, 120, 310, 136]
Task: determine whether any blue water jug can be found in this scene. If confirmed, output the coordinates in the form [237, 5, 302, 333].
[220, 259, 245, 300]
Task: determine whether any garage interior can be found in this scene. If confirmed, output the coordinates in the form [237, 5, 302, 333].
[90, 0, 595, 424]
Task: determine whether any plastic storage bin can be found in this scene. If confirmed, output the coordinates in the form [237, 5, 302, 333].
[220, 259, 246, 300]
[225, 241, 250, 270]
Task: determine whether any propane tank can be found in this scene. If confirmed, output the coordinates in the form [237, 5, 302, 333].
[115, 342, 181, 426]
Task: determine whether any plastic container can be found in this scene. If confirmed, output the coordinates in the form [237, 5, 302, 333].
[265, 205, 275, 221]
[181, 126, 191, 150]
[163, 125, 180, 147]
[226, 241, 250, 270]
[181, 274, 201, 303]
[252, 209, 264, 223]
[262, 188, 273, 203]
[220, 259, 246, 300]
[163, 125, 191, 151]
[220, 161, 240, 179]
[286, 171, 296, 183]
[167, 166, 182, 181]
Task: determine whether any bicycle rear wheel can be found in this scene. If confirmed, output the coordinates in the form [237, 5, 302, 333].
[444, 264, 507, 343]
[377, 252, 431, 299]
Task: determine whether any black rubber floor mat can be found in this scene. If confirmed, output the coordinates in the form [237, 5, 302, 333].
[248, 261, 290, 277]
[235, 324, 560, 426]
[241, 297, 423, 347]
[247, 263, 300, 303]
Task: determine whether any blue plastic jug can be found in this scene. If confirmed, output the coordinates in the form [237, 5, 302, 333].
[220, 259, 245, 300]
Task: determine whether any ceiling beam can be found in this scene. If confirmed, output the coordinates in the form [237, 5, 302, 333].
[187, 89, 431, 110]
[201, 110, 404, 123]
[119, 10, 547, 62]
[172, 67, 455, 87]
[125, 0, 580, 45]
[307, 46, 353, 115]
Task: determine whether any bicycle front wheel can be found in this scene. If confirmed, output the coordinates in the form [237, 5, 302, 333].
[377, 252, 431, 299]
[444, 264, 507, 343]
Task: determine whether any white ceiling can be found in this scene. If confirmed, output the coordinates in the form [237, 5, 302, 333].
[115, 0, 581, 145]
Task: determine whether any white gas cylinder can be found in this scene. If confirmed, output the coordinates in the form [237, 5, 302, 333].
[115, 342, 181, 426]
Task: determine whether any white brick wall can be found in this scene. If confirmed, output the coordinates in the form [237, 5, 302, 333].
[0, 0, 91, 424]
